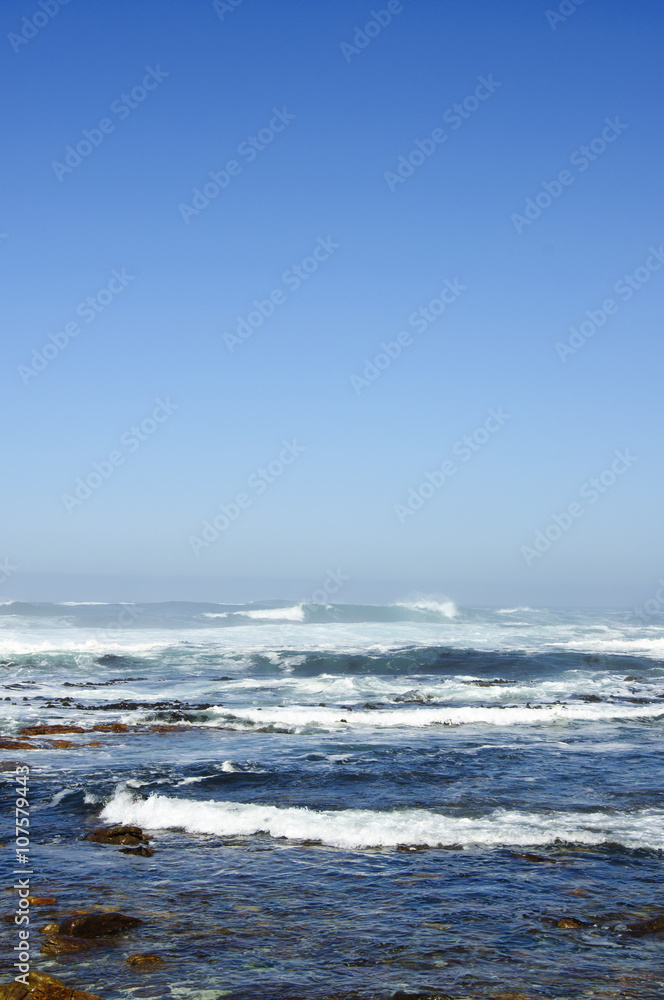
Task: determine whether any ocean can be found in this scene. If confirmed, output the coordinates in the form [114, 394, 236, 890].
[1, 600, 663, 999]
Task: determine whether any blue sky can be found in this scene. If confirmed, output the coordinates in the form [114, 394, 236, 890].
[2, 0, 663, 605]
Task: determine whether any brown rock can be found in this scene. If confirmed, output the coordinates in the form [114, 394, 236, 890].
[41, 923, 60, 934]
[29, 981, 103, 1000]
[32, 988, 101, 1000]
[0, 984, 29, 1000]
[46, 740, 79, 749]
[19, 725, 86, 736]
[557, 917, 583, 929]
[0, 739, 34, 751]
[625, 914, 664, 937]
[512, 851, 560, 863]
[91, 723, 127, 733]
[58, 912, 143, 937]
[40, 935, 109, 955]
[26, 971, 65, 988]
[28, 897, 57, 906]
[120, 847, 154, 857]
[392, 993, 454, 1000]
[86, 825, 151, 846]
[126, 954, 164, 966]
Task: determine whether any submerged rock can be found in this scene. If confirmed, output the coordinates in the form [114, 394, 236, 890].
[126, 954, 164, 966]
[624, 914, 664, 937]
[18, 725, 85, 736]
[86, 825, 151, 846]
[58, 912, 143, 937]
[120, 846, 155, 857]
[40, 935, 109, 954]
[512, 851, 561, 863]
[392, 992, 454, 1000]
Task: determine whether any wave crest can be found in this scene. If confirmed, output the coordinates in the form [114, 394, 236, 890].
[100, 788, 664, 851]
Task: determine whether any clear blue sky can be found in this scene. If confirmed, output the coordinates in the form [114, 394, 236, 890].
[2, 0, 663, 606]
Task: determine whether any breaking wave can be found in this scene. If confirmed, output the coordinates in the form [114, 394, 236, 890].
[100, 788, 664, 851]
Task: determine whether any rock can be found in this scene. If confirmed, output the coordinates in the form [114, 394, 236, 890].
[392, 993, 454, 1000]
[58, 912, 143, 937]
[28, 897, 57, 905]
[557, 917, 583, 929]
[14, 976, 105, 1000]
[41, 923, 60, 934]
[19, 725, 85, 736]
[126, 954, 164, 966]
[0, 739, 34, 751]
[90, 723, 127, 733]
[28, 987, 102, 1000]
[120, 847, 154, 857]
[512, 851, 560, 863]
[0, 984, 29, 1000]
[624, 914, 664, 937]
[41, 935, 109, 954]
[86, 825, 151, 846]
[46, 740, 79, 749]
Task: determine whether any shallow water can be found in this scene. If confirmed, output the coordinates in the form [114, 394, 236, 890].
[1, 602, 663, 998]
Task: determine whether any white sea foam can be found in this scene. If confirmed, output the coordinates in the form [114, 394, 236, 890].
[204, 700, 664, 731]
[395, 595, 457, 618]
[100, 788, 664, 851]
[57, 602, 113, 606]
[241, 605, 306, 622]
